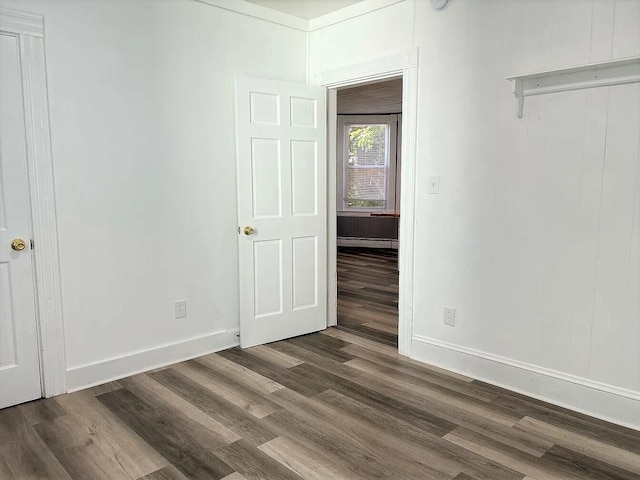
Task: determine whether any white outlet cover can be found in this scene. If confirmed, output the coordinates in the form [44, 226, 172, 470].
[175, 300, 187, 319]
[444, 307, 456, 326]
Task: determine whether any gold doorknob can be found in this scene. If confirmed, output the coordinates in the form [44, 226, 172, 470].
[243, 226, 255, 236]
[11, 239, 26, 251]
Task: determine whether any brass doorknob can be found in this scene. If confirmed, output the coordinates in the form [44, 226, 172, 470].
[243, 226, 255, 236]
[11, 239, 26, 251]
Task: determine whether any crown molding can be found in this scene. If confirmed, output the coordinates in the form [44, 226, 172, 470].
[194, 0, 406, 33]
[308, 0, 405, 31]
[194, 0, 307, 31]
[0, 8, 44, 37]
[3, 0, 405, 37]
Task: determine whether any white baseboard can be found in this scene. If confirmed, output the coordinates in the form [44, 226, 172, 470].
[66, 329, 240, 392]
[411, 335, 640, 430]
[337, 237, 399, 249]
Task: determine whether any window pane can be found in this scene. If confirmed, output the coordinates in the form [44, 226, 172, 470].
[346, 199, 386, 208]
[346, 167, 386, 209]
[347, 125, 386, 167]
[344, 124, 387, 210]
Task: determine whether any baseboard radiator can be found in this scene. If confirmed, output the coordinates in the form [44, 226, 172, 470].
[337, 237, 399, 249]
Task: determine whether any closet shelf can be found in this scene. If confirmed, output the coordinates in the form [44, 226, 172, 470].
[506, 56, 640, 118]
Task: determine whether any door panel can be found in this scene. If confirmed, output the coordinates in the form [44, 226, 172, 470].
[254, 239, 283, 317]
[0, 33, 42, 408]
[291, 140, 317, 216]
[292, 236, 317, 310]
[236, 76, 327, 348]
[251, 138, 282, 218]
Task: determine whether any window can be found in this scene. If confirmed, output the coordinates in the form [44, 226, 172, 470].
[337, 115, 399, 213]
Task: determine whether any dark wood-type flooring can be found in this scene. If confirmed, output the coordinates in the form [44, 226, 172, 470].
[2, 250, 640, 479]
[337, 247, 399, 346]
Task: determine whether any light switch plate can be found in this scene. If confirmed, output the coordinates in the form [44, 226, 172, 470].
[427, 175, 440, 194]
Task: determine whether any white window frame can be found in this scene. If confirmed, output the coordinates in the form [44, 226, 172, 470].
[337, 114, 398, 214]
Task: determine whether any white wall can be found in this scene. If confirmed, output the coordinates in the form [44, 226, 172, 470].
[310, 0, 640, 427]
[3, 0, 638, 426]
[0, 0, 306, 389]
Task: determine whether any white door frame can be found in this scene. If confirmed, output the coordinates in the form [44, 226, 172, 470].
[1, 9, 66, 397]
[313, 49, 419, 357]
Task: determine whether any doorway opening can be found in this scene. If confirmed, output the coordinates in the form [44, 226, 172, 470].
[320, 48, 418, 357]
[333, 78, 402, 348]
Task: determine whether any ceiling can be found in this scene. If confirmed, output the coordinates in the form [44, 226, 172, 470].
[245, 0, 365, 20]
[338, 78, 403, 114]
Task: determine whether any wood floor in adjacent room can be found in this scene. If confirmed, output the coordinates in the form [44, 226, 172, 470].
[2, 250, 640, 479]
[337, 247, 399, 347]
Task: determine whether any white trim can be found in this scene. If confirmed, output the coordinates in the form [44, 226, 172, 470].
[66, 329, 240, 392]
[1, 9, 66, 397]
[192, 0, 405, 33]
[308, 0, 405, 31]
[412, 335, 640, 430]
[0, 8, 43, 37]
[194, 0, 307, 31]
[21, 34, 66, 398]
[313, 48, 419, 88]
[320, 48, 419, 357]
[305, 27, 311, 84]
[327, 89, 338, 328]
[396, 66, 418, 357]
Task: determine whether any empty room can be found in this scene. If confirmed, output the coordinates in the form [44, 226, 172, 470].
[0, 0, 639, 479]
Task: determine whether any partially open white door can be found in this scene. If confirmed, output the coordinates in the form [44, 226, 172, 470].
[235, 76, 327, 348]
[0, 33, 42, 408]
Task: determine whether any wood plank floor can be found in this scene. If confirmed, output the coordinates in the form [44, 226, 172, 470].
[337, 247, 399, 346]
[2, 326, 640, 479]
[2, 250, 639, 479]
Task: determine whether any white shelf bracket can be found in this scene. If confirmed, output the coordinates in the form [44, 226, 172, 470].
[507, 56, 640, 118]
[513, 79, 524, 119]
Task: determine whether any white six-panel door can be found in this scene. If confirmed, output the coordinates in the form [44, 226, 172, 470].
[0, 33, 42, 408]
[235, 76, 327, 348]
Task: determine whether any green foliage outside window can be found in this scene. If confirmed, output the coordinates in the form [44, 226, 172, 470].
[346, 125, 387, 209]
[347, 125, 386, 166]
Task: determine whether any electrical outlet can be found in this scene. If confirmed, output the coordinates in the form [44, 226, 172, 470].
[175, 300, 187, 319]
[444, 307, 456, 326]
